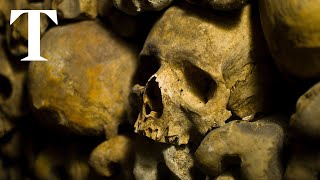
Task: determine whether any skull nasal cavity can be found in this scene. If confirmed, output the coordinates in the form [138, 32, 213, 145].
[145, 77, 163, 118]
[0, 74, 12, 101]
[184, 63, 217, 103]
[134, 55, 160, 85]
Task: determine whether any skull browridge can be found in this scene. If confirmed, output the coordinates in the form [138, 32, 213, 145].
[134, 4, 278, 145]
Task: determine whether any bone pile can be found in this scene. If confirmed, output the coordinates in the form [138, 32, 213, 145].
[0, 0, 319, 179]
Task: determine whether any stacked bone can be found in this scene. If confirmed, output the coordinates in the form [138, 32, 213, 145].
[0, 0, 319, 179]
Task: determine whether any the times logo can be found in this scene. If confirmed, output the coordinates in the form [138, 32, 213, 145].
[10, 10, 58, 61]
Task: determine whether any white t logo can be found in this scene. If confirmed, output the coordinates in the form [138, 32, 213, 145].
[10, 10, 58, 61]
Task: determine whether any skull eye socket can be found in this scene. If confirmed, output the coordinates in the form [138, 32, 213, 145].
[183, 62, 216, 104]
[0, 74, 12, 101]
[133, 55, 160, 85]
[145, 77, 163, 118]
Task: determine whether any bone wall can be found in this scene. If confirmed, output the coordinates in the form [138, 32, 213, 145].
[0, 0, 319, 179]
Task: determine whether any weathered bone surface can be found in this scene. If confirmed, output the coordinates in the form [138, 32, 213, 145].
[259, 0, 320, 78]
[29, 21, 138, 136]
[45, 0, 98, 19]
[0, 40, 28, 118]
[89, 135, 134, 178]
[195, 116, 285, 179]
[113, 0, 173, 15]
[163, 145, 196, 180]
[284, 144, 320, 180]
[134, 4, 278, 145]
[0, 0, 319, 179]
[185, 0, 247, 11]
[290, 82, 320, 139]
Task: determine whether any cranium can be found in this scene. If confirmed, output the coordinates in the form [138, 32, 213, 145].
[259, 0, 320, 79]
[134, 4, 278, 145]
[29, 21, 138, 136]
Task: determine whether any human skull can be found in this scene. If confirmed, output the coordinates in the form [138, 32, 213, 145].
[29, 21, 138, 136]
[134, 4, 278, 145]
[259, 0, 320, 78]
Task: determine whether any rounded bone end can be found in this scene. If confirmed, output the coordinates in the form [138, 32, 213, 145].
[290, 82, 320, 139]
[89, 135, 134, 178]
[195, 116, 285, 180]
